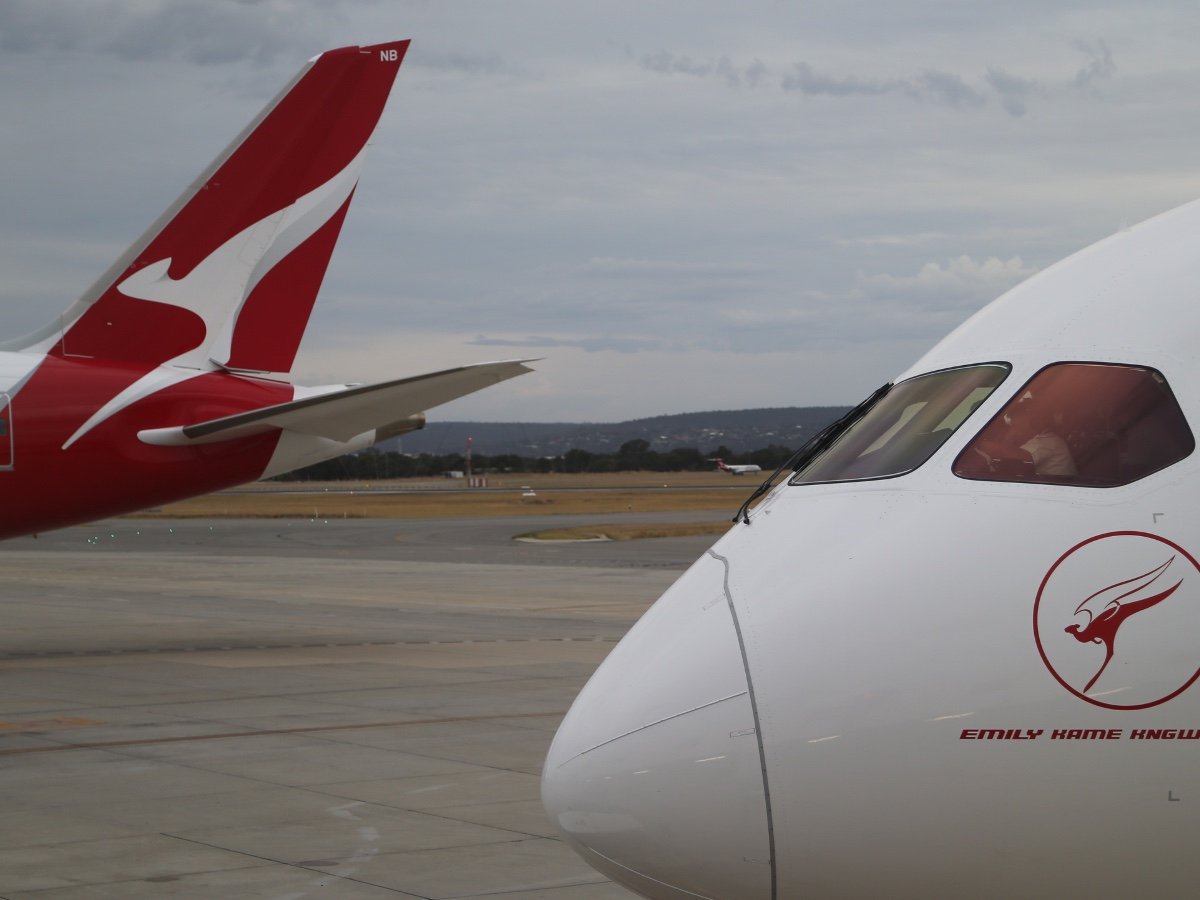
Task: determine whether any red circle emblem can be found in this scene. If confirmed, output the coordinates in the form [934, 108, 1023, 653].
[1034, 531, 1200, 710]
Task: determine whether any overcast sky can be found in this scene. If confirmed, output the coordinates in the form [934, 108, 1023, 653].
[2, 0, 1199, 421]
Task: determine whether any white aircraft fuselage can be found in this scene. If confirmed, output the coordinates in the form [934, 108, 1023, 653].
[543, 200, 1200, 897]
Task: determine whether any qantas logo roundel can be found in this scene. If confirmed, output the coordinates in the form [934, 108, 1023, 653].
[1034, 532, 1200, 710]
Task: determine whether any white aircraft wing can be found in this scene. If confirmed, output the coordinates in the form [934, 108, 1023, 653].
[139, 359, 534, 446]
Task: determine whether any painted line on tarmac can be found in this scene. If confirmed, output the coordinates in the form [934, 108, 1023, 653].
[0, 635, 619, 661]
[0, 710, 566, 757]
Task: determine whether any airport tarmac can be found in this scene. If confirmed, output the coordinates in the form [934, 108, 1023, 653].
[0, 514, 720, 898]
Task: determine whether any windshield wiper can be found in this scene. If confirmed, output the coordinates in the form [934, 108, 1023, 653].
[732, 382, 892, 525]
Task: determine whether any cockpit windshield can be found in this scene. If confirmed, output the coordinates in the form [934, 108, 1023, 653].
[954, 363, 1194, 486]
[790, 364, 1010, 485]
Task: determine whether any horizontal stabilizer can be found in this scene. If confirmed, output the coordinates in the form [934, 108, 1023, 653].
[138, 359, 534, 446]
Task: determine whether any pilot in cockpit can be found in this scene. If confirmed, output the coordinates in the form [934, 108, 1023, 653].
[967, 392, 1077, 478]
[1010, 395, 1077, 477]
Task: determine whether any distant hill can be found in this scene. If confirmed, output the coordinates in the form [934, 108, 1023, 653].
[379, 406, 853, 457]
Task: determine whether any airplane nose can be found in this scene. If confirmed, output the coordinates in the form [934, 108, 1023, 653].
[542, 553, 772, 900]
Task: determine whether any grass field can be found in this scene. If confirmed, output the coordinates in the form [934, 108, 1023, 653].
[228, 470, 755, 491]
[130, 471, 761, 521]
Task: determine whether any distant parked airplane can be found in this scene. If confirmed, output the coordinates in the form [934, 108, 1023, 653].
[712, 457, 762, 475]
[0, 40, 531, 540]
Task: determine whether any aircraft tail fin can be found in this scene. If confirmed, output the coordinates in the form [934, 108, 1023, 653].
[29, 40, 409, 372]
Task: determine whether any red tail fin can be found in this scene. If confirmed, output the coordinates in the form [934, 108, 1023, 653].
[49, 40, 409, 372]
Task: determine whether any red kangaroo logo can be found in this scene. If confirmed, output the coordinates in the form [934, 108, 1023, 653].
[1064, 557, 1182, 692]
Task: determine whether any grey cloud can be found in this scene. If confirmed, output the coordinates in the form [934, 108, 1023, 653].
[415, 49, 535, 79]
[640, 51, 768, 88]
[642, 48, 1101, 117]
[782, 62, 984, 109]
[0, 0, 334, 65]
[469, 334, 664, 354]
[910, 70, 985, 108]
[836, 231, 952, 248]
[640, 50, 708, 77]
[1074, 39, 1116, 91]
[643, 43, 1125, 119]
[580, 257, 763, 280]
[855, 255, 1039, 312]
[741, 58, 768, 89]
[780, 61, 901, 97]
[985, 66, 1038, 117]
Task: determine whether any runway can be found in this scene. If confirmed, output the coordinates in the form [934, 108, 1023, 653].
[0, 515, 717, 898]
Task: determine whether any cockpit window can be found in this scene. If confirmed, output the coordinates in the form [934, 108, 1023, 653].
[953, 363, 1194, 487]
[790, 364, 1010, 484]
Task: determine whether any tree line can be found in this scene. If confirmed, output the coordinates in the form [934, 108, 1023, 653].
[273, 439, 794, 481]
